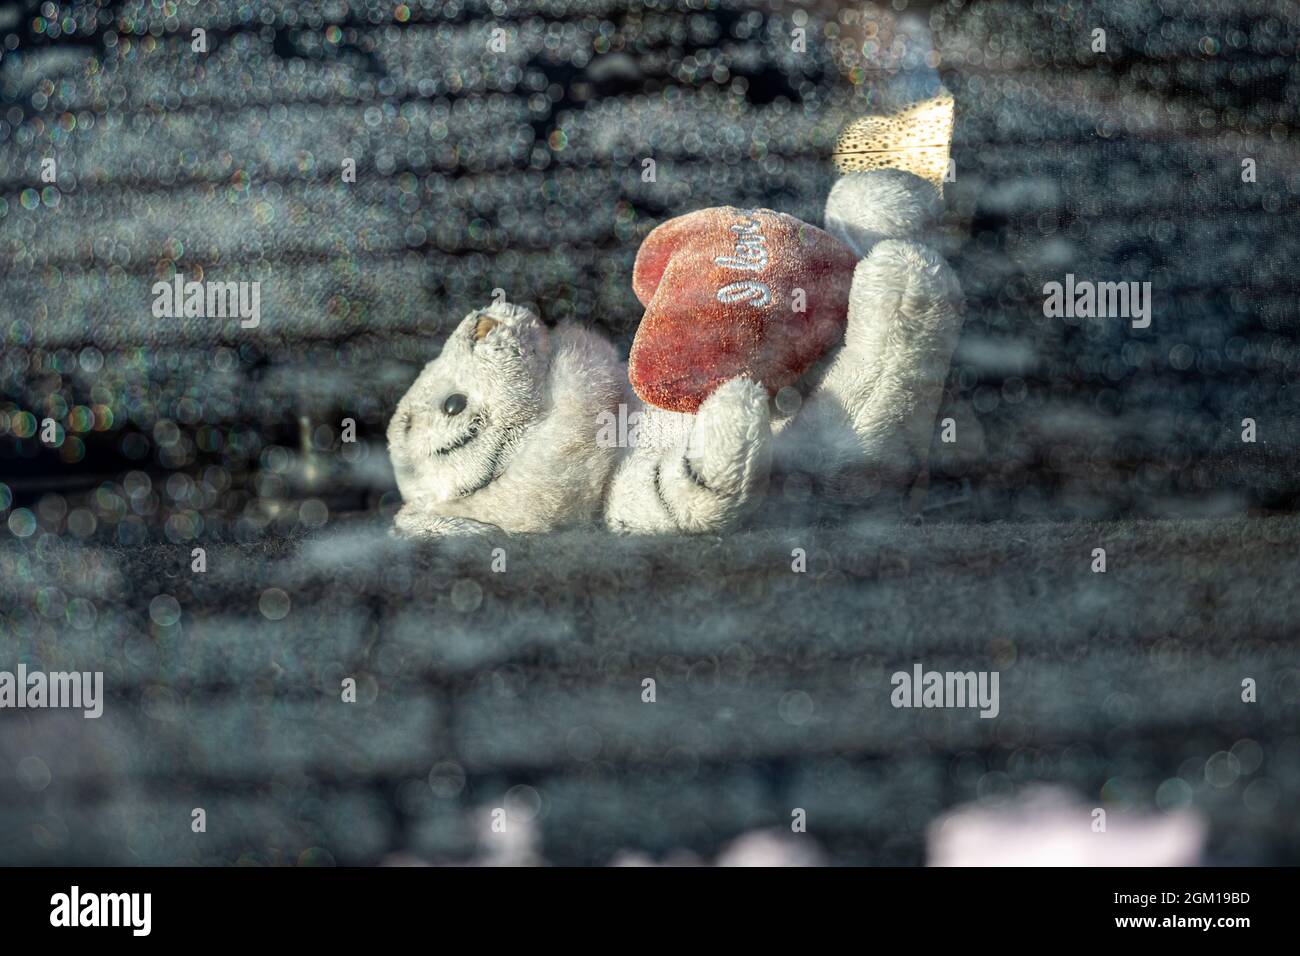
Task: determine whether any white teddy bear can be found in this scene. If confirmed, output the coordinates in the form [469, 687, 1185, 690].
[388, 167, 962, 538]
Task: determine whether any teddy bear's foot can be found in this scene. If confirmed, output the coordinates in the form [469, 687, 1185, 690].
[824, 168, 943, 259]
[606, 377, 772, 534]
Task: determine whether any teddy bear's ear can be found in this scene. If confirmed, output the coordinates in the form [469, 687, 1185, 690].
[519, 299, 553, 327]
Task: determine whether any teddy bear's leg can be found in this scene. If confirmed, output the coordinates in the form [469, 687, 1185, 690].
[606, 377, 772, 533]
[785, 83, 962, 506]
[786, 234, 962, 503]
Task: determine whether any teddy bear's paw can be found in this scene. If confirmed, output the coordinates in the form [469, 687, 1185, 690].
[392, 504, 498, 539]
[691, 376, 772, 472]
[678, 376, 773, 514]
[603, 377, 772, 536]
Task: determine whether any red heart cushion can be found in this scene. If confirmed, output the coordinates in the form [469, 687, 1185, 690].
[629, 206, 858, 414]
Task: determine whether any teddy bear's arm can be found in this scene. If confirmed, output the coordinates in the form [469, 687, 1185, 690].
[605, 377, 771, 534]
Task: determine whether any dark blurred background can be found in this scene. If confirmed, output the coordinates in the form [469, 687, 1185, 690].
[0, 0, 1298, 865]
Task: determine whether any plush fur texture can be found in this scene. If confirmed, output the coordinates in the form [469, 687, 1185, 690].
[824, 167, 944, 257]
[389, 168, 964, 537]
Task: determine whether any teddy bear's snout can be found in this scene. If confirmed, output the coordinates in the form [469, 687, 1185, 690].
[473, 315, 499, 341]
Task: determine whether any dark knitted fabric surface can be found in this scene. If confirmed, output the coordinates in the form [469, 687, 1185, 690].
[3, 514, 1299, 865]
[1, 1, 1298, 865]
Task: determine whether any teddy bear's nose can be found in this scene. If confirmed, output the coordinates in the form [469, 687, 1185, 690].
[442, 393, 468, 416]
[473, 316, 499, 341]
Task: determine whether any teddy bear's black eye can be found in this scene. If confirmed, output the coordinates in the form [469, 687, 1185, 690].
[442, 393, 468, 417]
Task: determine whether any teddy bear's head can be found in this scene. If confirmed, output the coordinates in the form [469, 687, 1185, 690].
[388, 302, 551, 503]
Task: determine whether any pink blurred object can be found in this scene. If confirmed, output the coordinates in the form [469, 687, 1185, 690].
[927, 787, 1206, 867]
[715, 829, 826, 867]
[611, 829, 826, 867]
